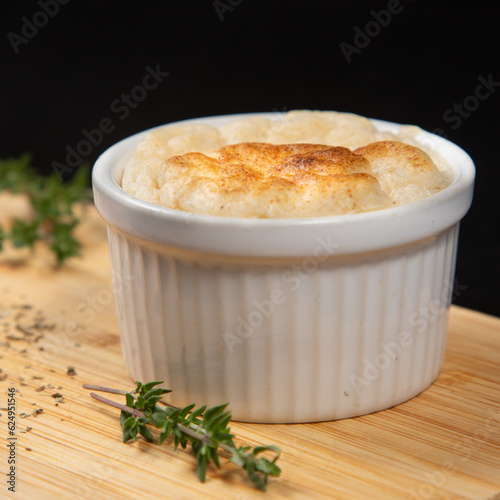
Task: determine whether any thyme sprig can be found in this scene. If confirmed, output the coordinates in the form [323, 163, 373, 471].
[84, 381, 281, 491]
[0, 154, 92, 265]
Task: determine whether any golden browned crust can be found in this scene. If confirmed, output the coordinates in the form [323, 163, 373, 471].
[156, 142, 392, 217]
[213, 142, 372, 177]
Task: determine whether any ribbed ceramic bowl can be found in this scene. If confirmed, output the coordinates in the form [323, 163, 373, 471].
[92, 113, 475, 423]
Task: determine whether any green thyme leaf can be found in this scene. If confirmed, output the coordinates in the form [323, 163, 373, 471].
[0, 155, 92, 265]
[196, 446, 208, 482]
[125, 393, 135, 407]
[139, 425, 154, 443]
[120, 411, 134, 443]
[0, 154, 34, 192]
[9, 219, 39, 248]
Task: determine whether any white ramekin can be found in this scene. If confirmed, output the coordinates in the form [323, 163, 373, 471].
[92, 113, 475, 423]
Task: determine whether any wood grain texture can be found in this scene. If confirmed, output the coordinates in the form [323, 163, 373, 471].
[0, 203, 499, 500]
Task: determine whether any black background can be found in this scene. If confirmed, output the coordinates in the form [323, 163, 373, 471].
[1, 1, 499, 316]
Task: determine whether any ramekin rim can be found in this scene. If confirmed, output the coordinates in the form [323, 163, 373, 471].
[92, 112, 475, 229]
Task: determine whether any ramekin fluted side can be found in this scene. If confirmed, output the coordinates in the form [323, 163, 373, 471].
[107, 223, 460, 423]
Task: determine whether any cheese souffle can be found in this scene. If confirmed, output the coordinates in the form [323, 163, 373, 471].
[92, 111, 475, 422]
[121, 110, 451, 218]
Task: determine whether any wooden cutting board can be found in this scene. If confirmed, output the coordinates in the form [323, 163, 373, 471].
[1, 201, 499, 500]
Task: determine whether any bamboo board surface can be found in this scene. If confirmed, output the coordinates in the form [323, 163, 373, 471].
[0, 200, 499, 500]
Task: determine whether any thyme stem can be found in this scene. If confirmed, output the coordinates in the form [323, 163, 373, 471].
[83, 384, 130, 396]
[85, 381, 281, 491]
[89, 392, 143, 417]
